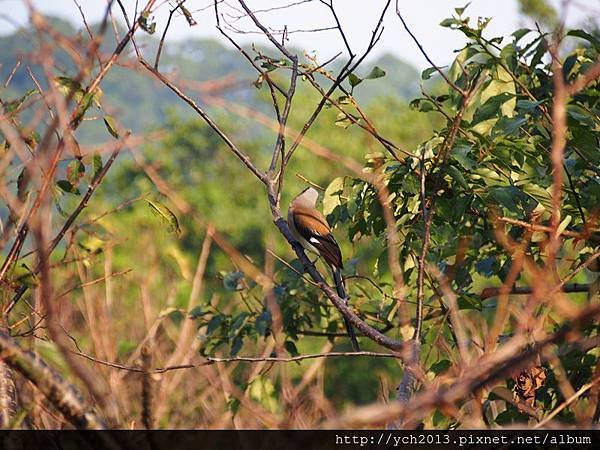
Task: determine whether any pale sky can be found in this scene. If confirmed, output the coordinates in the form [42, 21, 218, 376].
[0, 1, 593, 69]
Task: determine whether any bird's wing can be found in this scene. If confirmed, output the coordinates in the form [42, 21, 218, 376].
[291, 206, 343, 269]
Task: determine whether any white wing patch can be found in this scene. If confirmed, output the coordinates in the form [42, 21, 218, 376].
[309, 237, 320, 245]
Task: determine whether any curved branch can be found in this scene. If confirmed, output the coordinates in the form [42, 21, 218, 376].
[0, 332, 106, 429]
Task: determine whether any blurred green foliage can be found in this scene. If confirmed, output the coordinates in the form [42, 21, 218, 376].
[518, 0, 559, 28]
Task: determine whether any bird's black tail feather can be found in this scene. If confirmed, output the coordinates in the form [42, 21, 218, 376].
[343, 316, 360, 352]
[333, 266, 360, 352]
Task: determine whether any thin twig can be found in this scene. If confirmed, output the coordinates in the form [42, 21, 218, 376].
[395, 1, 464, 96]
[72, 350, 400, 373]
[139, 58, 269, 184]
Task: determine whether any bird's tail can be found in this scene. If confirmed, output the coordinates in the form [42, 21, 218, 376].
[333, 266, 360, 352]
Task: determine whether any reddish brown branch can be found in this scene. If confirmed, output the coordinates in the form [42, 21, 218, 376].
[324, 303, 600, 428]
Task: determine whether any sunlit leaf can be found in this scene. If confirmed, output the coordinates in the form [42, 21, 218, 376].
[323, 177, 344, 216]
[146, 199, 181, 234]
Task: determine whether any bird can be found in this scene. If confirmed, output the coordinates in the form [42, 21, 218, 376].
[287, 187, 360, 351]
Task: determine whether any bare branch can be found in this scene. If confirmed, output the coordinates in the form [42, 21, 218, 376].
[72, 349, 399, 373]
[395, 1, 465, 96]
[139, 58, 269, 184]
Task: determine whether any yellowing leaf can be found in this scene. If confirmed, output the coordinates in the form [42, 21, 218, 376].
[557, 215, 572, 236]
[146, 199, 181, 234]
[323, 177, 344, 216]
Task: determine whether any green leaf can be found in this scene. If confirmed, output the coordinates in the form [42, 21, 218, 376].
[518, 182, 552, 210]
[457, 294, 481, 310]
[223, 271, 244, 291]
[230, 312, 250, 336]
[432, 409, 446, 428]
[146, 199, 181, 234]
[516, 99, 543, 114]
[454, 3, 470, 15]
[567, 29, 600, 50]
[227, 398, 241, 416]
[284, 340, 299, 357]
[430, 359, 452, 375]
[260, 61, 277, 72]
[476, 257, 496, 276]
[255, 310, 272, 336]
[230, 336, 243, 356]
[530, 39, 548, 68]
[206, 315, 223, 335]
[489, 186, 521, 212]
[365, 66, 386, 80]
[334, 112, 355, 128]
[500, 44, 517, 70]
[478, 67, 517, 118]
[472, 92, 514, 125]
[512, 28, 531, 41]
[557, 215, 572, 236]
[446, 165, 469, 191]
[563, 54, 578, 79]
[494, 116, 527, 136]
[472, 167, 502, 186]
[17, 168, 27, 198]
[421, 67, 438, 80]
[567, 105, 595, 127]
[12, 264, 38, 287]
[248, 376, 278, 413]
[451, 144, 475, 170]
[103, 115, 119, 139]
[440, 18, 461, 28]
[188, 306, 208, 319]
[54, 76, 82, 95]
[71, 91, 99, 128]
[4, 88, 38, 114]
[57, 179, 80, 195]
[348, 73, 362, 87]
[409, 98, 435, 112]
[92, 153, 103, 182]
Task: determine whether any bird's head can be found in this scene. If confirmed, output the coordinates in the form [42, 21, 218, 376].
[292, 187, 319, 208]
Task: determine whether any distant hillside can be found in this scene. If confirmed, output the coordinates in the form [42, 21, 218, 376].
[0, 16, 420, 141]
